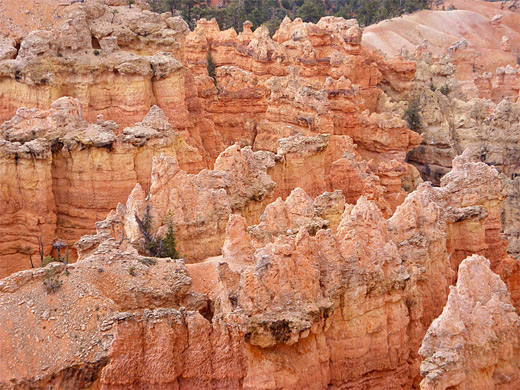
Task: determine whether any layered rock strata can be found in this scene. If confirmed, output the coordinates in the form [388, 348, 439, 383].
[2, 146, 516, 389]
[0, 1, 225, 167]
[364, 1, 520, 259]
[0, 1, 421, 168]
[379, 53, 520, 257]
[185, 16, 421, 164]
[75, 135, 404, 264]
[2, 3, 520, 389]
[363, 0, 520, 102]
[0, 3, 428, 275]
[0, 97, 204, 277]
[0, 97, 418, 276]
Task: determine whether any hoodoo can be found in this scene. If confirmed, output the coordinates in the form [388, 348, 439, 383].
[1, 0, 520, 389]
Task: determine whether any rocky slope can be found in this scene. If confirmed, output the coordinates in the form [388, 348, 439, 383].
[365, 0, 520, 257]
[376, 52, 520, 257]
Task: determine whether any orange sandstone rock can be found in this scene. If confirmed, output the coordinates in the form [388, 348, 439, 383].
[0, 151, 516, 389]
[0, 98, 204, 277]
[2, 6, 520, 390]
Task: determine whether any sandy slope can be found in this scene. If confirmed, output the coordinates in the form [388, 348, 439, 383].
[363, 0, 520, 70]
[0, 0, 146, 40]
[0, 0, 68, 39]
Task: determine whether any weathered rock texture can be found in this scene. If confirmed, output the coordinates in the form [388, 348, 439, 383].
[0, 0, 421, 173]
[0, 97, 204, 277]
[2, 142, 518, 390]
[2, 2, 520, 389]
[185, 16, 421, 162]
[0, 3, 189, 125]
[377, 44, 520, 257]
[0, 6, 426, 276]
[420, 254, 520, 390]
[364, 0, 520, 260]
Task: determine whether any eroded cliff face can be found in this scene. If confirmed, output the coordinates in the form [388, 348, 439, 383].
[0, 96, 416, 276]
[0, 4, 189, 125]
[377, 50, 520, 258]
[0, 1, 225, 171]
[0, 138, 56, 276]
[361, 0, 520, 259]
[2, 144, 518, 390]
[185, 16, 421, 161]
[363, 0, 520, 103]
[2, 2, 520, 389]
[0, 97, 204, 277]
[0, 3, 425, 277]
[0, 0, 421, 166]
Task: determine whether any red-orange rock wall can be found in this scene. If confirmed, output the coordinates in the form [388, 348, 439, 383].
[0, 149, 56, 276]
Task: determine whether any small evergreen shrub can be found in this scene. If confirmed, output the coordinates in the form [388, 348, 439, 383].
[138, 257, 157, 266]
[147, 223, 179, 259]
[404, 97, 422, 132]
[42, 266, 62, 293]
[41, 255, 55, 267]
[207, 52, 217, 86]
[135, 207, 179, 259]
[440, 84, 451, 96]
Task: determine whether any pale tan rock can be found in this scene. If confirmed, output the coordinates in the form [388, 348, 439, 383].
[99, 36, 119, 53]
[213, 144, 277, 211]
[1, 97, 85, 143]
[419, 255, 520, 390]
[363, 0, 520, 101]
[0, 38, 17, 61]
[383, 56, 520, 258]
[0, 7, 424, 258]
[500, 35, 512, 52]
[0, 2, 193, 131]
[247, 187, 329, 247]
[312, 190, 345, 232]
[491, 14, 503, 26]
[222, 214, 255, 265]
